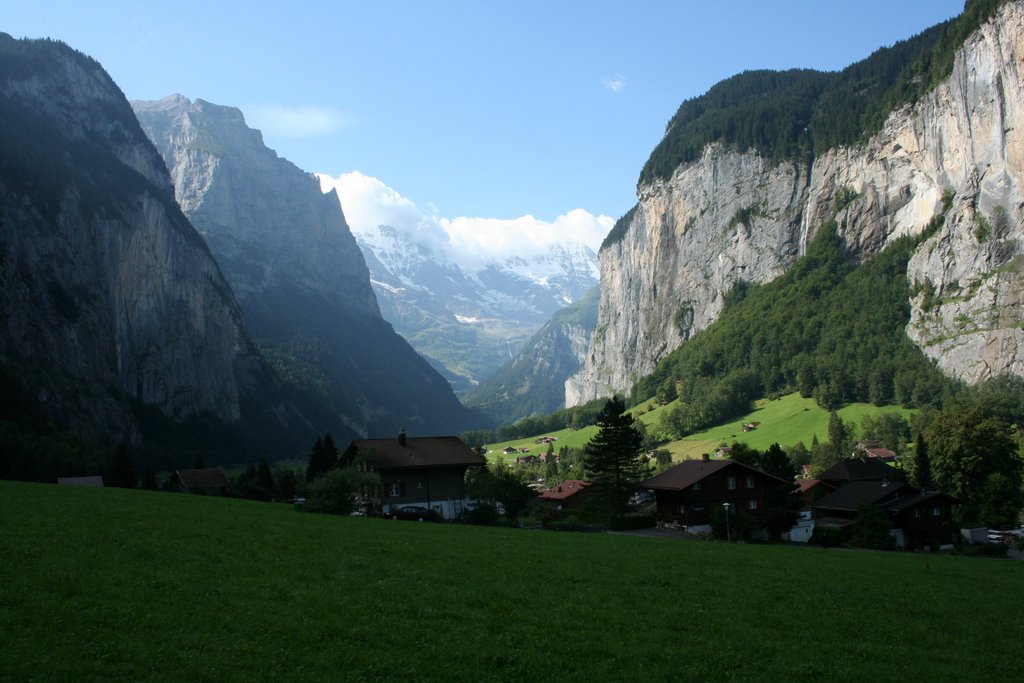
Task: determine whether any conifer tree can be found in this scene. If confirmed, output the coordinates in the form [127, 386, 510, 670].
[912, 432, 931, 489]
[306, 435, 337, 482]
[107, 442, 136, 488]
[582, 397, 647, 515]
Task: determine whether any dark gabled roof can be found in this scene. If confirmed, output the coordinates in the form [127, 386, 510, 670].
[640, 458, 787, 492]
[817, 457, 902, 484]
[813, 480, 914, 513]
[796, 478, 835, 494]
[346, 436, 486, 471]
[885, 489, 959, 511]
[57, 475, 105, 487]
[175, 468, 229, 489]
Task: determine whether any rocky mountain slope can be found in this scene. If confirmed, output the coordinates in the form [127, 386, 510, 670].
[133, 96, 483, 436]
[0, 35, 293, 452]
[568, 0, 1024, 406]
[465, 286, 598, 423]
[314, 189, 600, 392]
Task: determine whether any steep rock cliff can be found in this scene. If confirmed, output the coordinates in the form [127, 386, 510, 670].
[0, 36, 271, 443]
[133, 96, 482, 435]
[568, 1, 1024, 404]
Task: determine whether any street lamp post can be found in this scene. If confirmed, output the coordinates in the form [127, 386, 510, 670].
[722, 502, 731, 542]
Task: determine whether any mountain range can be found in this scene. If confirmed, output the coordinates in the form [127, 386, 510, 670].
[2, 0, 1022, 474]
[315, 174, 600, 393]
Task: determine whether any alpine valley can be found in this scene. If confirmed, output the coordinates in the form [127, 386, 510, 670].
[2, 0, 1024, 477]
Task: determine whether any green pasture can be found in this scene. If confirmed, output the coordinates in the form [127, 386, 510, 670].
[1, 481, 1020, 682]
[488, 393, 915, 463]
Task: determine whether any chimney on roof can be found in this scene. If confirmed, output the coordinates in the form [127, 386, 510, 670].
[397, 429, 407, 447]
[702, 453, 710, 462]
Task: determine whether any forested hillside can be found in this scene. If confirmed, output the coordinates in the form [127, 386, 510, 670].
[632, 215, 961, 439]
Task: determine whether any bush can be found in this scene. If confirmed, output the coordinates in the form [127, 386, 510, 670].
[461, 503, 500, 526]
[609, 515, 656, 531]
[810, 524, 846, 547]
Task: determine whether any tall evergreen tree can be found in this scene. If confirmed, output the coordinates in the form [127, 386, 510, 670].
[306, 435, 338, 482]
[912, 432, 932, 489]
[257, 457, 274, 493]
[107, 442, 136, 489]
[582, 397, 647, 516]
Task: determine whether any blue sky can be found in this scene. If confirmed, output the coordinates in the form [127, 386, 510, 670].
[8, 1, 964, 228]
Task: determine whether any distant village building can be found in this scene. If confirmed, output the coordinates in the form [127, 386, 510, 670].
[340, 433, 486, 520]
[57, 476, 104, 487]
[538, 479, 590, 510]
[173, 468, 230, 495]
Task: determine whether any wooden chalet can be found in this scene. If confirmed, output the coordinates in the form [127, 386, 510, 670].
[57, 476, 105, 487]
[538, 479, 590, 510]
[173, 468, 230, 495]
[812, 480, 958, 549]
[340, 431, 486, 520]
[639, 454, 791, 534]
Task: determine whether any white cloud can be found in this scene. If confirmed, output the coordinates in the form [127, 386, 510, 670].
[317, 171, 613, 271]
[601, 74, 626, 93]
[244, 104, 352, 138]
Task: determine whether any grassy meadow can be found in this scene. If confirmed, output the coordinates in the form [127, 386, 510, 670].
[2, 480, 1021, 682]
[486, 392, 915, 463]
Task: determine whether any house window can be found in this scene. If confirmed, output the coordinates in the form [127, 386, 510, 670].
[932, 506, 941, 517]
[692, 481, 701, 491]
[678, 503, 686, 514]
[747, 499, 758, 510]
[727, 476, 736, 490]
[746, 476, 755, 489]
[913, 509, 921, 518]
[388, 481, 406, 497]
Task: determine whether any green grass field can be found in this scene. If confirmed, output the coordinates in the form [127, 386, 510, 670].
[2, 481, 1020, 682]
[487, 393, 915, 463]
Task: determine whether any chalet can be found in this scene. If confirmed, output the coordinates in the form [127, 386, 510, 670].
[516, 454, 538, 465]
[742, 422, 760, 432]
[812, 481, 958, 549]
[340, 432, 486, 520]
[538, 479, 590, 510]
[795, 478, 836, 507]
[57, 476, 104, 487]
[639, 454, 791, 535]
[853, 441, 897, 462]
[173, 468, 230, 495]
[502, 446, 518, 455]
[817, 457, 904, 489]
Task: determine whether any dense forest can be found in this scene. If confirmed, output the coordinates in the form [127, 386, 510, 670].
[631, 211, 961, 440]
[636, 0, 1010, 189]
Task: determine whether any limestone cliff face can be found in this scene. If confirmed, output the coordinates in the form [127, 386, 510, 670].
[0, 37, 264, 440]
[568, 1, 1024, 404]
[133, 96, 481, 435]
[133, 95, 378, 316]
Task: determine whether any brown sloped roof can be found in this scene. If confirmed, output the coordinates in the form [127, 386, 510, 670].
[347, 436, 487, 471]
[540, 479, 589, 501]
[175, 468, 230, 489]
[640, 459, 788, 492]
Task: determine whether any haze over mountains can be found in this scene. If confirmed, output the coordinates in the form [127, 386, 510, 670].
[316, 172, 604, 391]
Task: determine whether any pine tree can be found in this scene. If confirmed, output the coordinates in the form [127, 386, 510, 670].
[306, 436, 336, 482]
[582, 397, 647, 516]
[258, 457, 274, 494]
[913, 432, 931, 489]
[107, 442, 136, 488]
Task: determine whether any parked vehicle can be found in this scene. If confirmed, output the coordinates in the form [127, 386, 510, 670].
[390, 505, 440, 522]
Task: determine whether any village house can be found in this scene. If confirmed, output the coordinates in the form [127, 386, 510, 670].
[812, 479, 959, 549]
[340, 431, 486, 520]
[639, 454, 791, 535]
[172, 468, 230, 495]
[537, 479, 590, 511]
